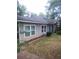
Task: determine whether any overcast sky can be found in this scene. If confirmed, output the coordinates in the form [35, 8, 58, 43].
[18, 0, 48, 15]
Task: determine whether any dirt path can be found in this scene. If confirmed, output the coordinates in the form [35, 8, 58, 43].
[17, 51, 44, 59]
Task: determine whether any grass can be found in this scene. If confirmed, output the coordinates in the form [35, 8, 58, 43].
[20, 34, 61, 59]
[17, 39, 20, 53]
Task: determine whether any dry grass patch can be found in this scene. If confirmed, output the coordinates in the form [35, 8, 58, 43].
[21, 34, 61, 59]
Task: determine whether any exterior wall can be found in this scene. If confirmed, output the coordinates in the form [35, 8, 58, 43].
[47, 24, 53, 32]
[19, 23, 47, 43]
[47, 25, 49, 32]
[53, 24, 56, 33]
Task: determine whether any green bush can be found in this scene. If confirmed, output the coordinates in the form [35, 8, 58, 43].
[17, 47, 20, 53]
[56, 26, 61, 35]
[17, 39, 20, 53]
[56, 31, 61, 35]
[46, 32, 52, 36]
[17, 39, 19, 45]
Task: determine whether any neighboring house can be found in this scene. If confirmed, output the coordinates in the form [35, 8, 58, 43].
[17, 15, 56, 43]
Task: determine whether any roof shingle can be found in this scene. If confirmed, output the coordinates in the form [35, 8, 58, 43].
[17, 15, 55, 24]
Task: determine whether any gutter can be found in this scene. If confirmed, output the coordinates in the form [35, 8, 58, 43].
[17, 20, 48, 25]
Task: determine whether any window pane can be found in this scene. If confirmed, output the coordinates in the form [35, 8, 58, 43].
[44, 26, 46, 32]
[42, 26, 43, 32]
[31, 31, 35, 35]
[25, 26, 30, 31]
[31, 26, 35, 31]
[25, 32, 30, 36]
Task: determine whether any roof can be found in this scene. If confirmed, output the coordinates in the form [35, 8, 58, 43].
[47, 19, 57, 24]
[17, 15, 31, 21]
[17, 15, 55, 24]
[30, 16, 48, 24]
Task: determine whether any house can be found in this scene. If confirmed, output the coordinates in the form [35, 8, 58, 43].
[17, 15, 56, 43]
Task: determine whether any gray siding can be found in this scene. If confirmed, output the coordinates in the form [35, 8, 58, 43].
[19, 23, 47, 43]
[47, 25, 53, 32]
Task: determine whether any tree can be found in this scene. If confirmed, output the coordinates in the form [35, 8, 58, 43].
[39, 13, 45, 16]
[46, 0, 61, 19]
[31, 13, 37, 16]
[17, 1, 27, 47]
[46, 0, 61, 34]
[17, 1, 26, 16]
[39, 13, 48, 20]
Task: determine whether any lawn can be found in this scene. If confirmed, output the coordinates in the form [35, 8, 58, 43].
[20, 34, 61, 59]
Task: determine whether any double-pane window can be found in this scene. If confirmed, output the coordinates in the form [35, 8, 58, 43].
[42, 26, 46, 32]
[25, 26, 30, 36]
[31, 26, 35, 35]
[24, 25, 35, 36]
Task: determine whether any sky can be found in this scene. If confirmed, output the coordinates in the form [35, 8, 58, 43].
[18, 0, 48, 15]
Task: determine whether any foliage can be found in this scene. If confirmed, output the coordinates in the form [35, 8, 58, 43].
[48, 0, 61, 10]
[17, 39, 20, 53]
[46, 32, 52, 36]
[39, 12, 45, 16]
[31, 13, 37, 17]
[17, 39, 19, 45]
[50, 12, 58, 19]
[46, 0, 61, 35]
[17, 1, 26, 16]
[56, 17, 61, 35]
[56, 31, 61, 35]
[56, 27, 61, 35]
[17, 47, 20, 53]
[46, 0, 61, 19]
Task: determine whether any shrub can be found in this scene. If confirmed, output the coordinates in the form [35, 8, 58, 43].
[56, 26, 61, 35]
[56, 31, 61, 35]
[17, 47, 20, 53]
[17, 39, 19, 45]
[46, 32, 52, 36]
[17, 39, 20, 53]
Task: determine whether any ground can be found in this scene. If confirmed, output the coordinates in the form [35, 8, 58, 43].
[17, 51, 44, 59]
[17, 34, 61, 59]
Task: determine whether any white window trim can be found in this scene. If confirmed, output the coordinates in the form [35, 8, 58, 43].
[41, 25, 47, 33]
[31, 25, 36, 35]
[24, 25, 30, 37]
[24, 24, 36, 37]
[44, 26, 46, 32]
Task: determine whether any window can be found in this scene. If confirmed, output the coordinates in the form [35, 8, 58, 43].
[31, 26, 35, 31]
[25, 32, 30, 36]
[42, 26, 43, 32]
[44, 26, 46, 32]
[42, 26, 46, 32]
[25, 26, 30, 31]
[25, 26, 30, 36]
[31, 26, 35, 35]
[31, 31, 35, 35]
[24, 25, 35, 36]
